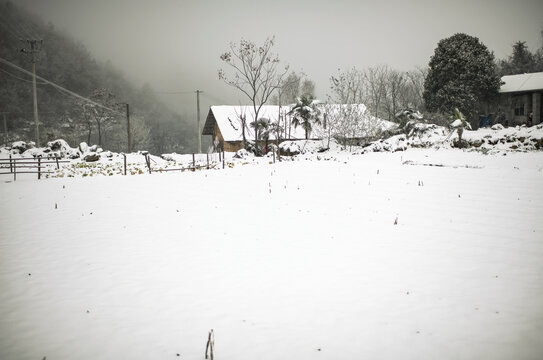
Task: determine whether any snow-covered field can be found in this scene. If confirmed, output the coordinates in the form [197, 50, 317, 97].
[1, 149, 543, 360]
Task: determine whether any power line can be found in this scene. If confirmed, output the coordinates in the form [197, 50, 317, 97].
[0, 111, 62, 115]
[0, 56, 120, 114]
[155, 90, 195, 95]
[0, 65, 47, 84]
[156, 89, 206, 153]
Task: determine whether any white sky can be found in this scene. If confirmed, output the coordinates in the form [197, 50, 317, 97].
[10, 0, 543, 116]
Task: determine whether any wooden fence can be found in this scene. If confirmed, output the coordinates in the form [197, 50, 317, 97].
[1, 150, 250, 180]
[0, 155, 70, 181]
[138, 151, 227, 175]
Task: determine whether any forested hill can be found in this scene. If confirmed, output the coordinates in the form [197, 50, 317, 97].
[0, 1, 196, 153]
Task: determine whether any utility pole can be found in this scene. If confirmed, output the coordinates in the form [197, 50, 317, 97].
[116, 103, 131, 153]
[21, 39, 43, 147]
[3, 113, 7, 146]
[154, 89, 205, 153]
[125, 103, 131, 153]
[196, 90, 203, 153]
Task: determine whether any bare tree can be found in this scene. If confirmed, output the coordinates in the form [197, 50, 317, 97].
[234, 105, 249, 149]
[383, 69, 407, 121]
[219, 36, 288, 153]
[105, 114, 151, 152]
[364, 65, 388, 119]
[300, 78, 316, 98]
[405, 66, 427, 111]
[273, 72, 301, 105]
[379, 67, 428, 122]
[71, 100, 94, 145]
[330, 67, 366, 104]
[326, 67, 386, 150]
[88, 88, 117, 147]
[271, 71, 316, 105]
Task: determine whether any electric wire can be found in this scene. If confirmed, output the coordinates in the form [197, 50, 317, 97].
[0, 65, 48, 84]
[0, 56, 121, 114]
[155, 90, 195, 95]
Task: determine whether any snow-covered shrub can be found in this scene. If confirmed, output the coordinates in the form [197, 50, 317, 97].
[11, 141, 30, 153]
[79, 142, 89, 153]
[491, 124, 504, 131]
[234, 148, 251, 159]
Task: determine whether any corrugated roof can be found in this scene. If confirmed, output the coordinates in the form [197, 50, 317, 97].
[500, 72, 543, 93]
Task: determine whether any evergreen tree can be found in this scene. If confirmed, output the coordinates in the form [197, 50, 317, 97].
[499, 41, 543, 75]
[423, 33, 501, 122]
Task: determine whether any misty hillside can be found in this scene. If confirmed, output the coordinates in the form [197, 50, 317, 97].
[0, 1, 197, 153]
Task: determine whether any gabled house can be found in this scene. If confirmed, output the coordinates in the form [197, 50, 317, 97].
[202, 105, 306, 152]
[496, 72, 543, 126]
[202, 104, 397, 152]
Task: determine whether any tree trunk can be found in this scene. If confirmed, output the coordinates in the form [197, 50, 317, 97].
[87, 124, 92, 145]
[253, 104, 259, 154]
[241, 115, 246, 149]
[97, 120, 102, 146]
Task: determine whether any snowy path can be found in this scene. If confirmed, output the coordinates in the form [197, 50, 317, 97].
[1, 149, 543, 360]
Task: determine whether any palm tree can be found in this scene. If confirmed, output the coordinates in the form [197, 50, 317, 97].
[288, 95, 322, 139]
[250, 118, 271, 155]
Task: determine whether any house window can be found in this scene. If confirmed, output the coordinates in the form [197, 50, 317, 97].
[513, 97, 524, 116]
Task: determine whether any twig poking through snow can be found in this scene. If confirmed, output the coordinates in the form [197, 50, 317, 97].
[205, 329, 214, 360]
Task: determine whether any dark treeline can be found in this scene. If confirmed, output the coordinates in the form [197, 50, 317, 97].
[0, 1, 196, 153]
[497, 36, 543, 76]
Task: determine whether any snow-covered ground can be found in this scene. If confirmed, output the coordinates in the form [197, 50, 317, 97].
[1, 148, 542, 360]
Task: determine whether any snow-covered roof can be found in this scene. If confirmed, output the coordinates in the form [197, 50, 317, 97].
[203, 105, 304, 142]
[500, 72, 543, 93]
[203, 104, 397, 142]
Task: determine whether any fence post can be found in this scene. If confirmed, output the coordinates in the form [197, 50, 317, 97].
[38, 157, 41, 180]
[123, 153, 127, 175]
[13, 158, 16, 181]
[192, 153, 196, 171]
[222, 151, 225, 169]
[219, 150, 222, 162]
[146, 154, 152, 174]
[206, 153, 209, 169]
[55, 155, 59, 169]
[9, 154, 12, 173]
[273, 149, 276, 163]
